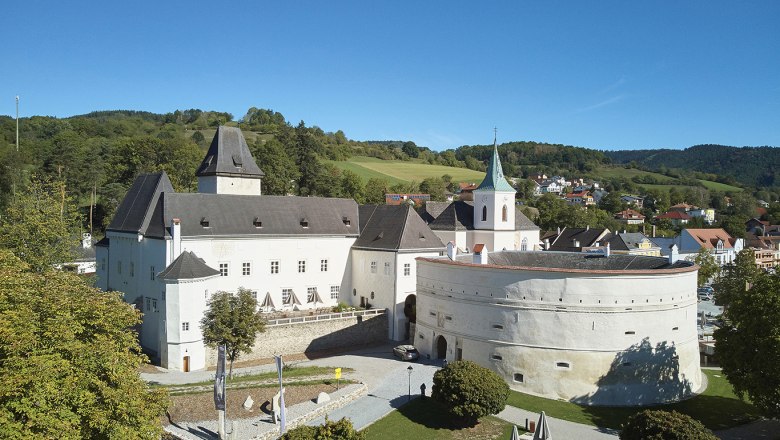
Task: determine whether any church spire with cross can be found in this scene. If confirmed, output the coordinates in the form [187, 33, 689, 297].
[476, 128, 515, 192]
[472, 128, 517, 233]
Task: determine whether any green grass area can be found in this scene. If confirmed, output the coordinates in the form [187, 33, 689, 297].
[697, 179, 743, 192]
[506, 370, 759, 431]
[169, 378, 354, 396]
[363, 397, 517, 440]
[595, 166, 676, 183]
[327, 156, 486, 186]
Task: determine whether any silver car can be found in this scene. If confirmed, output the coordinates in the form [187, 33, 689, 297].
[393, 345, 419, 361]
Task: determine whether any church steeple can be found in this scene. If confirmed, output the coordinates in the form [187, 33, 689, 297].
[476, 130, 515, 192]
[472, 130, 516, 232]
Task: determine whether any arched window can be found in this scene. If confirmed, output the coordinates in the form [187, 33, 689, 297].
[521, 237, 528, 251]
[502, 204, 508, 222]
[481, 205, 487, 222]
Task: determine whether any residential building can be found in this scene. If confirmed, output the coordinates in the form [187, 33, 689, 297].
[542, 227, 611, 252]
[614, 209, 645, 225]
[385, 193, 430, 206]
[655, 211, 692, 226]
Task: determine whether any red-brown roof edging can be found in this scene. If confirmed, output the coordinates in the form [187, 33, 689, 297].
[415, 256, 699, 275]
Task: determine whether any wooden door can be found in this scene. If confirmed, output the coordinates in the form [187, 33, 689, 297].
[183, 356, 190, 372]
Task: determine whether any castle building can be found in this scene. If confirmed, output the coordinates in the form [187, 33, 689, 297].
[414, 250, 703, 406]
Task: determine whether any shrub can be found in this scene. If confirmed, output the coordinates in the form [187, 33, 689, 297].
[431, 360, 509, 425]
[281, 417, 365, 440]
[620, 410, 717, 440]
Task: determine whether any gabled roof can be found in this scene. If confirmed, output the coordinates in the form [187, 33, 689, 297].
[195, 126, 264, 178]
[475, 141, 515, 193]
[424, 200, 539, 231]
[107, 172, 174, 234]
[656, 211, 692, 220]
[601, 232, 657, 251]
[546, 227, 611, 252]
[684, 228, 736, 250]
[158, 251, 220, 280]
[614, 209, 645, 220]
[353, 204, 445, 251]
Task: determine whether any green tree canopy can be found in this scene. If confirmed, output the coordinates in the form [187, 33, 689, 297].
[619, 410, 717, 440]
[281, 417, 364, 440]
[431, 360, 509, 425]
[0, 177, 79, 273]
[687, 248, 720, 287]
[0, 250, 169, 438]
[714, 249, 760, 308]
[250, 138, 299, 195]
[200, 289, 266, 378]
[363, 178, 390, 205]
[714, 271, 780, 418]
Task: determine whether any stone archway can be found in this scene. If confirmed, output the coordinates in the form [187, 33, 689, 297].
[436, 335, 448, 360]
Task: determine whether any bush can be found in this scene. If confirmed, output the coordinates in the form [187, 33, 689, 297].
[281, 417, 365, 440]
[431, 360, 509, 425]
[620, 410, 717, 440]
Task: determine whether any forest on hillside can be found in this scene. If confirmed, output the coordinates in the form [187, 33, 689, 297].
[0, 107, 777, 237]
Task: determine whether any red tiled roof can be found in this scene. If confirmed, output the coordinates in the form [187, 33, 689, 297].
[656, 211, 692, 220]
[685, 228, 735, 250]
[614, 209, 645, 220]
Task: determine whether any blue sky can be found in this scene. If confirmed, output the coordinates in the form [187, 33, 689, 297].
[2, 1, 778, 151]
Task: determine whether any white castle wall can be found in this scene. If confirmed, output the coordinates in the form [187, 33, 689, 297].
[414, 255, 702, 406]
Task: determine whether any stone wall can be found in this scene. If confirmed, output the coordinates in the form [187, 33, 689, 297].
[205, 313, 388, 367]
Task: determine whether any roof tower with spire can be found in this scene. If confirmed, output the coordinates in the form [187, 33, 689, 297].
[476, 130, 515, 192]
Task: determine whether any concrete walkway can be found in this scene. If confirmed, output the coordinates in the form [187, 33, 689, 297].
[148, 345, 777, 440]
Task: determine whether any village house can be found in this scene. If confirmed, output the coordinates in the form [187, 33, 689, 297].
[614, 208, 645, 225]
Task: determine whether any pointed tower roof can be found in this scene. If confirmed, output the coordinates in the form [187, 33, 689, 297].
[107, 171, 174, 234]
[476, 133, 515, 192]
[157, 251, 220, 280]
[196, 126, 264, 178]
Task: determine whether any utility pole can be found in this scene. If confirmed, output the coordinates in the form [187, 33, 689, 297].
[15, 96, 20, 152]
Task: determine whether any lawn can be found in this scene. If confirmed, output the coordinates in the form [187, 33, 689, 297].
[327, 156, 486, 186]
[506, 370, 759, 431]
[594, 166, 742, 193]
[363, 397, 517, 440]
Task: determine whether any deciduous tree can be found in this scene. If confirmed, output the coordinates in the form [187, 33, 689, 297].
[714, 271, 780, 417]
[0, 250, 169, 438]
[620, 410, 717, 440]
[200, 289, 266, 378]
[687, 248, 719, 287]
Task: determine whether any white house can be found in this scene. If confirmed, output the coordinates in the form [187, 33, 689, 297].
[95, 126, 468, 371]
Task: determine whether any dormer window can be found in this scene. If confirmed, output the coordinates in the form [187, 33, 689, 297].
[300, 218, 309, 228]
[232, 154, 243, 167]
[343, 217, 351, 226]
[200, 217, 210, 227]
[253, 217, 263, 228]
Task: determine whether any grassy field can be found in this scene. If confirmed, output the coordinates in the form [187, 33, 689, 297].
[594, 166, 742, 193]
[505, 370, 759, 431]
[327, 156, 486, 186]
[363, 397, 517, 440]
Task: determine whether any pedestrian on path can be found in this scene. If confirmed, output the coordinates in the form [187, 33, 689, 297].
[420, 383, 426, 397]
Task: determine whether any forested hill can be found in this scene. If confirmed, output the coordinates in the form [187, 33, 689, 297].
[605, 145, 780, 187]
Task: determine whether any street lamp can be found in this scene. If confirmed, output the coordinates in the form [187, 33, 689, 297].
[407, 365, 413, 402]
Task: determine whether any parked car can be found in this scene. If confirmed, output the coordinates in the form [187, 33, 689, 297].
[393, 345, 419, 361]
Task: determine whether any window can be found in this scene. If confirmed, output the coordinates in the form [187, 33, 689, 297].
[150, 265, 155, 280]
[282, 288, 292, 304]
[492, 324, 504, 330]
[242, 262, 251, 276]
[370, 261, 377, 273]
[129, 262, 134, 277]
[298, 260, 306, 273]
[481, 205, 487, 221]
[502, 204, 508, 222]
[513, 373, 524, 383]
[307, 287, 317, 303]
[321, 259, 328, 272]
[300, 218, 309, 228]
[270, 260, 279, 274]
[625, 331, 635, 335]
[384, 262, 391, 275]
[521, 237, 528, 251]
[101, 258, 106, 271]
[491, 354, 503, 360]
[250, 290, 258, 300]
[117, 260, 122, 274]
[403, 263, 411, 276]
[330, 285, 340, 300]
[152, 299, 157, 312]
[219, 263, 229, 277]
[370, 291, 375, 300]
[556, 362, 570, 369]
[182, 322, 189, 331]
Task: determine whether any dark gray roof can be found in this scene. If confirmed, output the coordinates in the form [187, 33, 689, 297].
[651, 237, 683, 256]
[457, 251, 692, 271]
[158, 251, 220, 280]
[424, 201, 539, 231]
[95, 237, 110, 247]
[195, 126, 264, 178]
[109, 172, 359, 238]
[354, 205, 445, 251]
[107, 172, 174, 233]
[547, 227, 610, 252]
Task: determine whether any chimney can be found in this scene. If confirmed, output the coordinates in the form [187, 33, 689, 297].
[573, 239, 580, 248]
[447, 241, 457, 260]
[586, 225, 590, 231]
[669, 244, 679, 264]
[171, 218, 182, 260]
[652, 225, 657, 238]
[605, 242, 610, 257]
[472, 244, 488, 264]
[543, 238, 550, 250]
[557, 227, 561, 235]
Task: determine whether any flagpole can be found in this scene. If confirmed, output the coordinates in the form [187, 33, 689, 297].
[15, 96, 19, 152]
[275, 355, 287, 435]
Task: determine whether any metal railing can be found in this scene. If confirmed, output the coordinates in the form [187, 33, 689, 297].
[265, 308, 385, 327]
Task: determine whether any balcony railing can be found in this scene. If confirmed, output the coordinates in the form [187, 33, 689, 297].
[265, 308, 385, 327]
